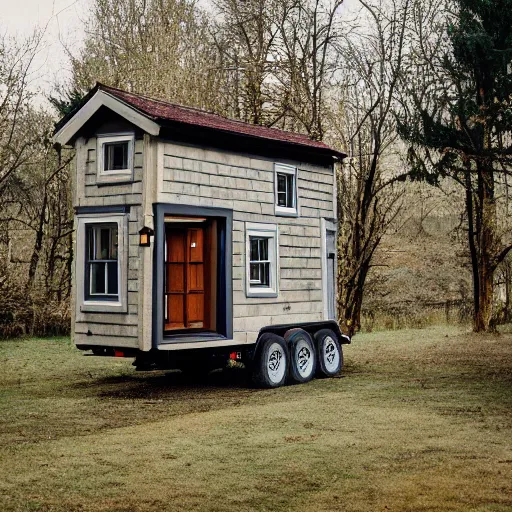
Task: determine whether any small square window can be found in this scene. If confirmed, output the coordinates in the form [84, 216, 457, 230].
[97, 134, 134, 181]
[104, 142, 129, 171]
[275, 164, 298, 216]
[246, 223, 278, 297]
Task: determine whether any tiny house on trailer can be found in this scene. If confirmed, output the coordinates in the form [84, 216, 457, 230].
[53, 83, 349, 388]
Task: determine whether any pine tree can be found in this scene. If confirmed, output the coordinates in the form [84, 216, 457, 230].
[400, 0, 512, 331]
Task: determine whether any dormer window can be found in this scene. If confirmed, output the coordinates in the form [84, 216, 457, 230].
[97, 134, 134, 182]
[104, 141, 129, 171]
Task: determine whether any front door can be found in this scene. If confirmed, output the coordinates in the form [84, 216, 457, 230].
[165, 225, 208, 331]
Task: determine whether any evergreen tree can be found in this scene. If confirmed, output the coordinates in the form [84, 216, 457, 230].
[400, 0, 512, 331]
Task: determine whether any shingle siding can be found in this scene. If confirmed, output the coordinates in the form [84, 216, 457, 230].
[72, 132, 144, 349]
[160, 141, 334, 344]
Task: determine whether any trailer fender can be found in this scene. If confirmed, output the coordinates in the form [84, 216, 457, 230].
[251, 320, 349, 361]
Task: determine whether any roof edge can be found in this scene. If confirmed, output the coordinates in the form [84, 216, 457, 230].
[53, 87, 160, 145]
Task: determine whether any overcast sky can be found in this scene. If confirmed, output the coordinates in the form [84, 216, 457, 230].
[1, 0, 90, 104]
[2, 0, 356, 106]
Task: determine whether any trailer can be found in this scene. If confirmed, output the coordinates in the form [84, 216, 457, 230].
[53, 83, 349, 388]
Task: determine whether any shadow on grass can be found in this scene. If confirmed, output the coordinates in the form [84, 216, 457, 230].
[71, 366, 260, 401]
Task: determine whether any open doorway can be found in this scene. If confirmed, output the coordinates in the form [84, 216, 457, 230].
[164, 217, 217, 334]
[153, 204, 233, 347]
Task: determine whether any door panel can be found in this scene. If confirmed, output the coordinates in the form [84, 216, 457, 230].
[168, 295, 185, 329]
[165, 224, 207, 331]
[188, 228, 204, 263]
[188, 264, 204, 291]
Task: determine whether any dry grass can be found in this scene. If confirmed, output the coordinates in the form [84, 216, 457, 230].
[0, 326, 511, 512]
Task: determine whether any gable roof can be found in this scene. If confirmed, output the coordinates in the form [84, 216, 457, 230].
[54, 83, 345, 159]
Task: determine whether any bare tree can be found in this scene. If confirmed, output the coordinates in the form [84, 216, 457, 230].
[0, 32, 43, 196]
[211, 0, 287, 124]
[68, 0, 225, 112]
[331, 0, 412, 336]
[275, 0, 344, 139]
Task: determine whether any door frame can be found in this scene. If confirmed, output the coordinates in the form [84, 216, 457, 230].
[321, 218, 338, 321]
[152, 204, 233, 347]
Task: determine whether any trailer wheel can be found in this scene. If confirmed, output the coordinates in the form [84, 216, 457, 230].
[252, 333, 288, 388]
[285, 329, 317, 384]
[314, 329, 343, 377]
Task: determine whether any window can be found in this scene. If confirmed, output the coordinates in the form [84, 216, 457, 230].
[76, 213, 127, 313]
[97, 134, 134, 181]
[275, 163, 298, 216]
[246, 223, 278, 297]
[250, 238, 270, 287]
[104, 142, 128, 171]
[86, 224, 119, 300]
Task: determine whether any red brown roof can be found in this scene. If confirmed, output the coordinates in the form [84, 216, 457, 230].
[96, 84, 343, 158]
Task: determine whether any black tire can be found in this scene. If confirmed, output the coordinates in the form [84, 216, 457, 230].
[314, 329, 343, 377]
[252, 333, 288, 388]
[285, 329, 317, 384]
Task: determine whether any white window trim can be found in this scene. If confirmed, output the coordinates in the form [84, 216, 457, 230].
[96, 133, 134, 183]
[274, 163, 298, 217]
[76, 213, 128, 314]
[245, 222, 279, 298]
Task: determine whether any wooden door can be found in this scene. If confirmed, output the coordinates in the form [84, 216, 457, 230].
[165, 225, 207, 330]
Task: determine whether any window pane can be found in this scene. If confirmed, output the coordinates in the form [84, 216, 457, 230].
[87, 226, 94, 260]
[110, 226, 118, 259]
[104, 142, 128, 171]
[107, 261, 118, 295]
[259, 238, 268, 261]
[262, 262, 270, 286]
[286, 174, 294, 208]
[277, 173, 287, 193]
[250, 263, 260, 283]
[99, 228, 110, 259]
[91, 262, 106, 294]
[250, 238, 259, 261]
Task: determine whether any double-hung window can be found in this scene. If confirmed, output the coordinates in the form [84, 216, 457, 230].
[97, 134, 134, 182]
[246, 223, 278, 297]
[76, 213, 127, 313]
[275, 163, 298, 216]
[250, 237, 270, 287]
[86, 224, 119, 300]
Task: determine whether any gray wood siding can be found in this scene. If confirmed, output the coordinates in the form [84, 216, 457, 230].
[72, 132, 144, 349]
[159, 142, 335, 344]
[81, 138, 144, 207]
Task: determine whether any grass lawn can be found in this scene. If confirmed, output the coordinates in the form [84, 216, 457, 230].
[0, 325, 511, 512]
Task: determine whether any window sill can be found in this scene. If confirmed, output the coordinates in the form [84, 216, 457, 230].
[96, 171, 133, 185]
[246, 289, 278, 299]
[80, 301, 127, 314]
[275, 205, 298, 217]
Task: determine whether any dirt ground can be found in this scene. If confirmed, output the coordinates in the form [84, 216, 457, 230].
[0, 325, 511, 512]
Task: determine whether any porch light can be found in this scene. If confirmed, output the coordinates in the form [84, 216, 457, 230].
[139, 226, 154, 247]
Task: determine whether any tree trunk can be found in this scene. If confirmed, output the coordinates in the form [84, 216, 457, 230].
[473, 165, 496, 332]
[26, 192, 48, 293]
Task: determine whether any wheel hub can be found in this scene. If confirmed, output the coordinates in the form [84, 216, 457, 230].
[269, 349, 282, 372]
[325, 342, 336, 364]
[298, 346, 311, 371]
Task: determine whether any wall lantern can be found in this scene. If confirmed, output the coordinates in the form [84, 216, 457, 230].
[139, 226, 154, 247]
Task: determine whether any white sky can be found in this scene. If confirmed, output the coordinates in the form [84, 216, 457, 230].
[1, 0, 356, 108]
[0, 0, 90, 105]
